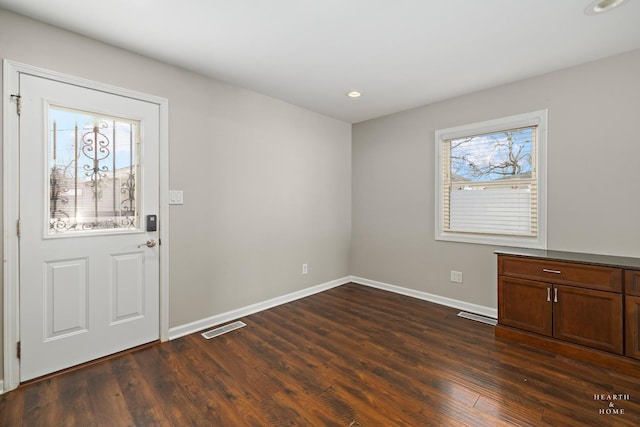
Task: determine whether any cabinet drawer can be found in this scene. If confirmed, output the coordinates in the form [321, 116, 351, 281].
[625, 270, 640, 296]
[498, 256, 622, 292]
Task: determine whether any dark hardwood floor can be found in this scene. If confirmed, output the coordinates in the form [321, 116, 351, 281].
[2, 283, 639, 426]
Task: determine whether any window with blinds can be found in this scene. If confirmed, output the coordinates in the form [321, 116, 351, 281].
[435, 110, 547, 248]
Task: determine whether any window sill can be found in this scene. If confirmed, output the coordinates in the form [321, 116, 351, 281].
[436, 231, 546, 249]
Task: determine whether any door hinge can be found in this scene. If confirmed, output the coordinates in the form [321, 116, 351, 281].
[17, 219, 21, 238]
[17, 341, 21, 359]
[10, 94, 21, 116]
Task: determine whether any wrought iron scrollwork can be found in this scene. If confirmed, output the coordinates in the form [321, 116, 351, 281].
[82, 123, 110, 203]
[120, 172, 136, 213]
[50, 160, 74, 232]
[48, 113, 139, 234]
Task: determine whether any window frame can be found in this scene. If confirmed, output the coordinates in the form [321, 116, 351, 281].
[435, 110, 547, 249]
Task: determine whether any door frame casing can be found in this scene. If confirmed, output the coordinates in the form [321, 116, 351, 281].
[2, 60, 170, 392]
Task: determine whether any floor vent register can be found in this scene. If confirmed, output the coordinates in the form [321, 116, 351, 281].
[457, 311, 497, 326]
[201, 321, 247, 339]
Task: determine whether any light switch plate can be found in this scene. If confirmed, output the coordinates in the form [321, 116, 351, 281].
[450, 270, 463, 283]
[169, 190, 184, 205]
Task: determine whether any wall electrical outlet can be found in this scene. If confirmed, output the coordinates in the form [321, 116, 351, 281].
[450, 270, 463, 283]
[302, 263, 308, 275]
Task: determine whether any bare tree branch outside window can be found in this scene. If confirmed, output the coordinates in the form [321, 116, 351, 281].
[450, 127, 534, 182]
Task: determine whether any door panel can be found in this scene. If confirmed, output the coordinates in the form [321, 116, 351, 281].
[110, 252, 145, 323]
[46, 258, 88, 339]
[626, 296, 640, 359]
[553, 285, 623, 354]
[19, 73, 160, 381]
[498, 276, 552, 336]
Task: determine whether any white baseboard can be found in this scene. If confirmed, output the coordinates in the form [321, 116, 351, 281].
[168, 276, 351, 340]
[168, 274, 496, 340]
[350, 276, 497, 319]
[0, 380, 4, 395]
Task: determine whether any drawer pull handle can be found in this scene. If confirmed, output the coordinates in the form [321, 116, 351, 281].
[554, 288, 558, 303]
[546, 287, 551, 302]
[542, 269, 561, 274]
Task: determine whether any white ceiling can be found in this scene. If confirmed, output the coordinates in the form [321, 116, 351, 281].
[1, 0, 640, 123]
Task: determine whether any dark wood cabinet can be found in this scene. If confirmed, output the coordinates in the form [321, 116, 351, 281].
[496, 249, 640, 373]
[626, 295, 640, 360]
[498, 256, 623, 354]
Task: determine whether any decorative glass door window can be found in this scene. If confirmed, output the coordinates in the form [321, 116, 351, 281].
[48, 106, 140, 234]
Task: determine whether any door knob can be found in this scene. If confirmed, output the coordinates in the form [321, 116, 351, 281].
[138, 239, 157, 248]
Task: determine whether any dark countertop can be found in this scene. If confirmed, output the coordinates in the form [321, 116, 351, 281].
[495, 247, 640, 270]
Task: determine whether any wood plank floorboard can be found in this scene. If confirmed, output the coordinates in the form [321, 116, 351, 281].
[2, 282, 640, 426]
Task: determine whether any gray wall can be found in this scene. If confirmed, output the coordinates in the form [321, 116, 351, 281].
[352, 48, 640, 311]
[0, 9, 352, 379]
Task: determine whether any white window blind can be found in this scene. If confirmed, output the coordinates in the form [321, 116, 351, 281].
[449, 187, 532, 235]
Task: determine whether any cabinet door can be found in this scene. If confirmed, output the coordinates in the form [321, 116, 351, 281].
[625, 296, 640, 360]
[498, 277, 552, 336]
[553, 285, 623, 354]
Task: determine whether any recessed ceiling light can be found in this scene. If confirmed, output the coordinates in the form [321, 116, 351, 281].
[346, 91, 362, 98]
[585, 0, 626, 15]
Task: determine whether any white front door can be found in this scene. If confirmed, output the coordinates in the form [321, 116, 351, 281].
[19, 73, 160, 381]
